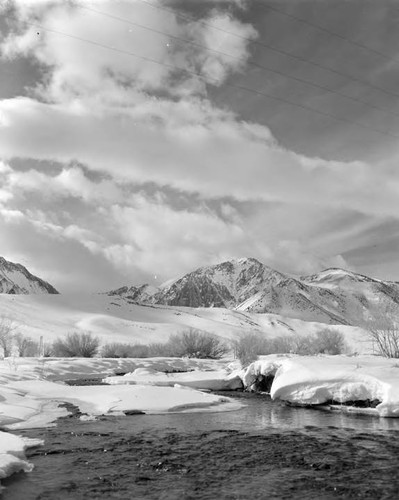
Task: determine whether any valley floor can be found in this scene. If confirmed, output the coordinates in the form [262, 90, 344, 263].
[1, 354, 399, 490]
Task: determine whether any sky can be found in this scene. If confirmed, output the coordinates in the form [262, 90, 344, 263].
[0, 0, 399, 292]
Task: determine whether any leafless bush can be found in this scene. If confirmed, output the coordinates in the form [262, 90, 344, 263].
[270, 335, 295, 353]
[234, 329, 347, 367]
[100, 330, 227, 359]
[292, 335, 318, 355]
[232, 333, 270, 367]
[42, 342, 54, 357]
[313, 329, 347, 355]
[360, 302, 399, 358]
[102, 342, 151, 358]
[52, 332, 100, 357]
[147, 342, 173, 357]
[167, 328, 228, 359]
[14, 333, 39, 357]
[233, 332, 300, 367]
[0, 316, 18, 358]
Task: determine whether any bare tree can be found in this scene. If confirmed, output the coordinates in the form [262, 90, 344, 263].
[14, 333, 38, 357]
[360, 302, 399, 358]
[52, 332, 100, 357]
[0, 316, 18, 358]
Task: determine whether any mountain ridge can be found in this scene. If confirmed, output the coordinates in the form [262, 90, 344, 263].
[107, 257, 399, 326]
[0, 256, 59, 294]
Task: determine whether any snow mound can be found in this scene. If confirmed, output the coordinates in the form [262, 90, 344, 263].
[6, 380, 241, 416]
[243, 355, 399, 417]
[0, 357, 241, 434]
[104, 368, 243, 391]
[0, 431, 43, 489]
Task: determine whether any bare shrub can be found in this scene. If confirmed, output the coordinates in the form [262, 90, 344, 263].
[101, 342, 176, 358]
[14, 333, 39, 357]
[314, 329, 347, 355]
[147, 343, 173, 357]
[102, 342, 126, 358]
[167, 328, 228, 359]
[42, 342, 54, 357]
[233, 329, 347, 366]
[233, 333, 270, 367]
[102, 342, 150, 358]
[0, 316, 18, 358]
[292, 335, 318, 355]
[52, 332, 100, 357]
[270, 335, 295, 354]
[360, 302, 399, 358]
[101, 331, 227, 360]
[291, 330, 346, 355]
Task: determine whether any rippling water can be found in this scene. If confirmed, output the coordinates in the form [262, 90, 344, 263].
[3, 393, 399, 499]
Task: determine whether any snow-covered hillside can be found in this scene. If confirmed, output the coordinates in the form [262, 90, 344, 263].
[0, 292, 368, 353]
[0, 255, 395, 354]
[0, 257, 58, 294]
[107, 258, 399, 326]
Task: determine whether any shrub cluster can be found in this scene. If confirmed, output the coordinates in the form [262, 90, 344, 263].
[0, 317, 40, 357]
[102, 328, 228, 360]
[1, 324, 228, 360]
[52, 332, 100, 357]
[166, 329, 228, 359]
[233, 328, 347, 367]
[358, 302, 399, 358]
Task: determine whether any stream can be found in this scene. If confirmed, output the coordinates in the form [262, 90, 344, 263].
[3, 392, 399, 499]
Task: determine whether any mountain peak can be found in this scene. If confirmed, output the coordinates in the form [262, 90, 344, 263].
[106, 257, 399, 325]
[301, 267, 376, 285]
[0, 257, 59, 294]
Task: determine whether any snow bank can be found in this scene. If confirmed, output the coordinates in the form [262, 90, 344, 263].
[104, 368, 243, 391]
[243, 355, 399, 417]
[0, 431, 43, 490]
[0, 357, 241, 430]
[0, 356, 226, 381]
[0, 356, 241, 489]
[6, 379, 240, 416]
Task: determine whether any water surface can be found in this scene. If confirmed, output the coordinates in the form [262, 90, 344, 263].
[3, 393, 399, 499]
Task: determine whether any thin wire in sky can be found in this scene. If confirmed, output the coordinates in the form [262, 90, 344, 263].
[137, 0, 399, 100]
[6, 13, 399, 141]
[74, 2, 399, 120]
[264, 3, 398, 63]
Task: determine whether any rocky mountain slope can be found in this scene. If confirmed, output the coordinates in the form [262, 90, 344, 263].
[107, 258, 399, 326]
[0, 256, 59, 294]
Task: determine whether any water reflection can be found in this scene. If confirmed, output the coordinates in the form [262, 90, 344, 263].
[110, 394, 399, 436]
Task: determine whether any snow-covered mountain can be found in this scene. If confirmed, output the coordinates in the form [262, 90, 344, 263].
[107, 258, 399, 326]
[0, 256, 58, 294]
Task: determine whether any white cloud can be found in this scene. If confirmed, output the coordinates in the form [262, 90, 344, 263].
[0, 0, 398, 288]
[103, 198, 249, 276]
[6, 164, 123, 203]
[272, 240, 350, 276]
[2, 0, 257, 102]
[0, 158, 397, 288]
[2, 0, 396, 219]
[0, 96, 398, 218]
